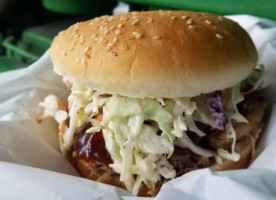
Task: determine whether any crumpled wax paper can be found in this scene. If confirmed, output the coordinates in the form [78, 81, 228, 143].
[0, 15, 276, 200]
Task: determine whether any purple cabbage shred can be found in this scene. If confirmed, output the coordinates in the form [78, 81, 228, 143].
[207, 91, 226, 130]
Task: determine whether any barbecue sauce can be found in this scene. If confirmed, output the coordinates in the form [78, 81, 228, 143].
[76, 131, 113, 165]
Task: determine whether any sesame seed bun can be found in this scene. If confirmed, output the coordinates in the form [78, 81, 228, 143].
[50, 11, 257, 98]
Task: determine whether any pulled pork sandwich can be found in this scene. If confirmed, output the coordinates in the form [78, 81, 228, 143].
[38, 11, 266, 196]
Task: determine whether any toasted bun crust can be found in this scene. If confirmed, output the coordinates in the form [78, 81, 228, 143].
[211, 136, 254, 171]
[50, 11, 257, 98]
[71, 158, 151, 197]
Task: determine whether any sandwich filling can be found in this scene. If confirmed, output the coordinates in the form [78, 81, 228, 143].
[38, 65, 264, 195]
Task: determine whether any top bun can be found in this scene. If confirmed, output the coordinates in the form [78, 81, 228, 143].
[50, 11, 257, 98]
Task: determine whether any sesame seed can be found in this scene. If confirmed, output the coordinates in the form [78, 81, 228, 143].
[88, 21, 93, 25]
[109, 25, 115, 31]
[159, 11, 165, 16]
[99, 26, 104, 30]
[132, 19, 139, 25]
[111, 52, 117, 56]
[205, 20, 212, 24]
[103, 29, 109, 35]
[117, 23, 123, 28]
[132, 15, 139, 19]
[133, 31, 142, 39]
[70, 42, 76, 46]
[187, 19, 193, 25]
[188, 25, 196, 29]
[69, 47, 74, 51]
[218, 16, 223, 21]
[181, 15, 187, 19]
[108, 16, 115, 21]
[102, 20, 108, 24]
[132, 12, 138, 16]
[107, 42, 114, 47]
[100, 39, 106, 45]
[167, 10, 172, 13]
[216, 33, 223, 39]
[152, 35, 161, 40]
[170, 16, 176, 21]
[62, 51, 66, 56]
[115, 29, 121, 35]
[94, 37, 99, 41]
[146, 18, 153, 23]
[106, 46, 111, 51]
[81, 58, 86, 64]
[95, 17, 100, 22]
[80, 39, 84, 44]
[84, 47, 90, 52]
[74, 34, 79, 38]
[113, 37, 118, 43]
[91, 34, 97, 38]
[120, 44, 128, 50]
[79, 35, 84, 39]
[120, 17, 128, 21]
[98, 37, 104, 43]
[75, 58, 80, 63]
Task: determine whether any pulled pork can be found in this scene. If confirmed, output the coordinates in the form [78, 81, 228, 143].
[71, 92, 267, 196]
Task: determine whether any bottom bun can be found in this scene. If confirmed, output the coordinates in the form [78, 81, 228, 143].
[211, 132, 258, 171]
[70, 156, 153, 196]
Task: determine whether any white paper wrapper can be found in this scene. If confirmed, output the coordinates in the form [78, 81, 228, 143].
[0, 15, 276, 200]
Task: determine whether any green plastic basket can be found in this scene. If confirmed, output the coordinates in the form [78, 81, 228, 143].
[2, 37, 41, 61]
[0, 56, 27, 72]
[0, 36, 43, 72]
[122, 0, 276, 21]
[42, 0, 116, 15]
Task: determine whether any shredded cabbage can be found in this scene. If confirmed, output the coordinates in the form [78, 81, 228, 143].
[206, 91, 226, 130]
[217, 148, 240, 161]
[186, 115, 206, 137]
[220, 84, 248, 161]
[105, 117, 174, 194]
[193, 94, 220, 129]
[101, 96, 173, 133]
[39, 80, 249, 195]
[38, 95, 68, 123]
[241, 64, 265, 93]
[137, 125, 173, 154]
[175, 136, 215, 158]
